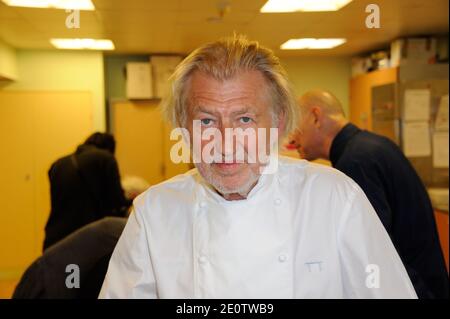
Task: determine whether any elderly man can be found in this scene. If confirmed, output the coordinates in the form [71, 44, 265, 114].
[290, 89, 448, 299]
[99, 36, 416, 298]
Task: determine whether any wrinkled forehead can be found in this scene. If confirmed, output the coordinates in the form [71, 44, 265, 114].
[185, 69, 272, 113]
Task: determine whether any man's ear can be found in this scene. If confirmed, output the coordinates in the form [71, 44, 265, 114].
[311, 106, 322, 128]
[277, 111, 286, 134]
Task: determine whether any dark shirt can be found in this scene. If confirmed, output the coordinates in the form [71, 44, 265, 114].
[13, 217, 127, 299]
[330, 123, 449, 299]
[44, 144, 130, 250]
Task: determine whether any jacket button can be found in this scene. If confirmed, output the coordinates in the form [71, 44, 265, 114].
[199, 255, 208, 264]
[274, 198, 281, 206]
[199, 202, 207, 209]
[278, 254, 288, 262]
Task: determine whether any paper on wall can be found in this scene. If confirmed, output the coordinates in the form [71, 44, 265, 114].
[402, 121, 431, 157]
[404, 89, 430, 121]
[126, 62, 153, 99]
[435, 94, 449, 131]
[432, 131, 449, 168]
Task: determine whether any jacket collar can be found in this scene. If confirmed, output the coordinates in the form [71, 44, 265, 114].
[329, 123, 361, 166]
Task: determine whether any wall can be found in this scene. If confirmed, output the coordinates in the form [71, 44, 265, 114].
[2, 49, 105, 131]
[281, 56, 351, 117]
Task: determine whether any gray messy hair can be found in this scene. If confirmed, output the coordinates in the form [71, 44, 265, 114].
[161, 34, 299, 138]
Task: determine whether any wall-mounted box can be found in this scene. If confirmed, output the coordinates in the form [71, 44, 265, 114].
[391, 37, 437, 68]
[126, 62, 153, 99]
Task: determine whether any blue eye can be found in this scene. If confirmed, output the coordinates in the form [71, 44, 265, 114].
[240, 117, 252, 124]
[200, 119, 213, 126]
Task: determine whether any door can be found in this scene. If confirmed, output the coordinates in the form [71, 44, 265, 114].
[0, 91, 93, 297]
[111, 100, 191, 187]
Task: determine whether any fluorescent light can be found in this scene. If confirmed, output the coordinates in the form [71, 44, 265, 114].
[50, 39, 115, 50]
[2, 0, 95, 10]
[280, 38, 346, 49]
[261, 0, 352, 12]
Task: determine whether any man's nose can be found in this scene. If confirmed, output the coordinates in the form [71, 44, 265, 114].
[217, 122, 235, 156]
[286, 139, 298, 150]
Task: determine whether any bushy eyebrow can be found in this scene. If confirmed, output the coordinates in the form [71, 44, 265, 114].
[231, 108, 254, 116]
[191, 106, 216, 116]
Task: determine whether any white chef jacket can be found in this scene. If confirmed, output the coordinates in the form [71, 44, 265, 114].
[99, 156, 417, 299]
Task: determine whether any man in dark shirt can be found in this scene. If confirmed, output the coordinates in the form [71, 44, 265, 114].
[290, 89, 449, 299]
[43, 132, 131, 250]
[13, 217, 127, 299]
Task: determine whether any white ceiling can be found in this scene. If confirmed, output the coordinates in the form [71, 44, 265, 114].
[0, 0, 448, 57]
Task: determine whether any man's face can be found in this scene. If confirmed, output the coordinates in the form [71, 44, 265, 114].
[186, 70, 276, 197]
[290, 108, 321, 161]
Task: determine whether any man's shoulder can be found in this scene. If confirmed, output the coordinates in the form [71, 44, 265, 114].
[52, 154, 71, 167]
[338, 131, 402, 169]
[277, 156, 362, 213]
[351, 130, 400, 156]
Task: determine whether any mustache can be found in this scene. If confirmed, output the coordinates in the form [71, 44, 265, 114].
[211, 158, 247, 164]
[211, 162, 245, 165]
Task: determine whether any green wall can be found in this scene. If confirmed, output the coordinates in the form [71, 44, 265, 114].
[281, 56, 351, 117]
[2, 49, 105, 131]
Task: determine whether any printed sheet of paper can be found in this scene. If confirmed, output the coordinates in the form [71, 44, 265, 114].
[403, 121, 431, 157]
[433, 132, 449, 168]
[435, 94, 449, 131]
[125, 62, 153, 99]
[404, 89, 430, 121]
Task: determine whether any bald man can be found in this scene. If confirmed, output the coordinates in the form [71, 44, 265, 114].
[290, 90, 449, 299]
